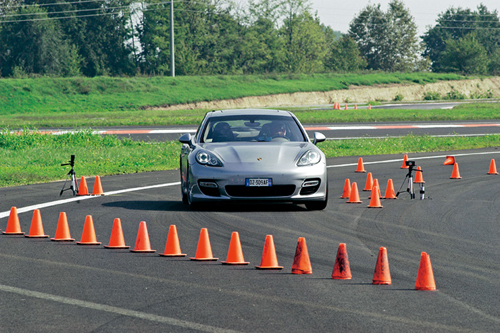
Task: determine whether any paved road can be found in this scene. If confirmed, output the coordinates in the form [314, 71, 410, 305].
[1, 148, 499, 332]
[38, 120, 500, 142]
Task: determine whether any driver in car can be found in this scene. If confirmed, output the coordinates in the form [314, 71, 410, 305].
[270, 122, 288, 141]
[212, 122, 234, 142]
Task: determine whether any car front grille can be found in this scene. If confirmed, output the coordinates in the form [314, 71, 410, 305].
[225, 185, 296, 197]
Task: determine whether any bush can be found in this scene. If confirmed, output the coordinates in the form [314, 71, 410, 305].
[423, 91, 441, 100]
[444, 90, 466, 100]
[394, 94, 404, 101]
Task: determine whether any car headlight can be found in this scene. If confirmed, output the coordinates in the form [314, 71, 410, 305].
[196, 150, 223, 167]
[297, 149, 321, 166]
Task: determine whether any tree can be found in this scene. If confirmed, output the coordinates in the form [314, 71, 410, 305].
[348, 0, 422, 72]
[348, 4, 386, 70]
[0, 5, 69, 76]
[489, 49, 500, 75]
[327, 35, 367, 72]
[422, 5, 500, 72]
[437, 33, 488, 75]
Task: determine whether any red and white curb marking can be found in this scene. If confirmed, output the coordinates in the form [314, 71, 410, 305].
[11, 123, 500, 136]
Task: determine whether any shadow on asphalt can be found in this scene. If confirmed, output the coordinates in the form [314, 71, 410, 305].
[102, 200, 308, 212]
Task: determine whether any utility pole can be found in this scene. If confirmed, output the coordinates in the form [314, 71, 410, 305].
[170, 0, 175, 77]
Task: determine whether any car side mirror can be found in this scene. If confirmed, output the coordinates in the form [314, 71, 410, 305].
[179, 133, 192, 144]
[313, 132, 326, 145]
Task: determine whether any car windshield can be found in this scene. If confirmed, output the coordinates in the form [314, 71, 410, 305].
[200, 115, 307, 143]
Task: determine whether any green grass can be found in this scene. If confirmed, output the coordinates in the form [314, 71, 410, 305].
[0, 73, 464, 115]
[1, 129, 499, 188]
[2, 102, 500, 128]
[317, 134, 500, 157]
[0, 130, 179, 187]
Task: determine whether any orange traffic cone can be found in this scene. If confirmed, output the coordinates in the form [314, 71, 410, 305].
[345, 104, 348, 110]
[77, 215, 101, 245]
[51, 212, 75, 242]
[371, 179, 381, 198]
[333, 102, 337, 109]
[401, 154, 409, 169]
[332, 243, 352, 279]
[159, 225, 186, 257]
[415, 252, 436, 291]
[190, 228, 218, 261]
[368, 104, 372, 110]
[363, 172, 373, 191]
[450, 162, 462, 179]
[487, 159, 498, 175]
[383, 179, 397, 199]
[340, 178, 351, 199]
[346, 182, 362, 203]
[372, 247, 391, 285]
[368, 186, 383, 208]
[78, 177, 89, 196]
[25, 209, 49, 238]
[443, 155, 455, 166]
[354, 104, 358, 110]
[3, 207, 25, 235]
[222, 232, 249, 265]
[130, 221, 156, 253]
[414, 166, 425, 184]
[291, 237, 312, 274]
[256, 235, 283, 270]
[355, 157, 366, 173]
[92, 176, 104, 196]
[104, 218, 130, 249]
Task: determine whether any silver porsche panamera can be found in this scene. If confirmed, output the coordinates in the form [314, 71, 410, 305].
[179, 109, 328, 210]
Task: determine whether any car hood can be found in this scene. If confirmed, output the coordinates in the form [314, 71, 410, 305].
[199, 142, 312, 165]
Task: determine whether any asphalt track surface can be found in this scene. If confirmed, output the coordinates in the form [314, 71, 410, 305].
[37, 120, 500, 143]
[1, 148, 500, 332]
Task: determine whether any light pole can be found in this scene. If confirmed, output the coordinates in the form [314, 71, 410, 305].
[170, 0, 175, 77]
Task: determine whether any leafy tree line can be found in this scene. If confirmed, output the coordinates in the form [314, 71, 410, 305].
[0, 0, 499, 77]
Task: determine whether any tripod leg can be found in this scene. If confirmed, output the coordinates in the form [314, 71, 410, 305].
[409, 176, 415, 199]
[60, 174, 71, 196]
[70, 172, 79, 196]
[396, 174, 409, 197]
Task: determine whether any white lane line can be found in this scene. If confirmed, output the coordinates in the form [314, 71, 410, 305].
[0, 182, 180, 219]
[327, 151, 500, 168]
[0, 284, 239, 333]
[2, 151, 500, 217]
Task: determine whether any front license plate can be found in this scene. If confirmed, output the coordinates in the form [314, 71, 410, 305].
[246, 178, 272, 187]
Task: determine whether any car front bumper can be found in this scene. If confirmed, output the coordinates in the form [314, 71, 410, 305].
[187, 161, 328, 203]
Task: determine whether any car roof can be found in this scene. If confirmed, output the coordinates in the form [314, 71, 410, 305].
[205, 109, 294, 118]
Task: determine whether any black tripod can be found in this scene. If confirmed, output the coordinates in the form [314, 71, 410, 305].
[60, 155, 79, 196]
[396, 161, 424, 199]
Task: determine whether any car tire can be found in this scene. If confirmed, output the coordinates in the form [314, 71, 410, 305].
[182, 188, 188, 204]
[305, 200, 327, 210]
[305, 184, 328, 210]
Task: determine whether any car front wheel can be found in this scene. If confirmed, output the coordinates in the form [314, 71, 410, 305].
[305, 184, 328, 210]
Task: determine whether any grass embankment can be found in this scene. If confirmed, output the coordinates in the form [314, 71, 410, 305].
[1, 130, 499, 188]
[0, 73, 466, 128]
[0, 131, 179, 187]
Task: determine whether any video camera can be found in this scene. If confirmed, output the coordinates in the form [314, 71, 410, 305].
[61, 155, 76, 167]
[405, 160, 416, 167]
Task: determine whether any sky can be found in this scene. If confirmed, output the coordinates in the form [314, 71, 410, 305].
[308, 0, 500, 35]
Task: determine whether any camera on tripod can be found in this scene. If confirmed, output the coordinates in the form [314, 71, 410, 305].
[396, 159, 425, 200]
[61, 155, 76, 167]
[60, 155, 78, 196]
